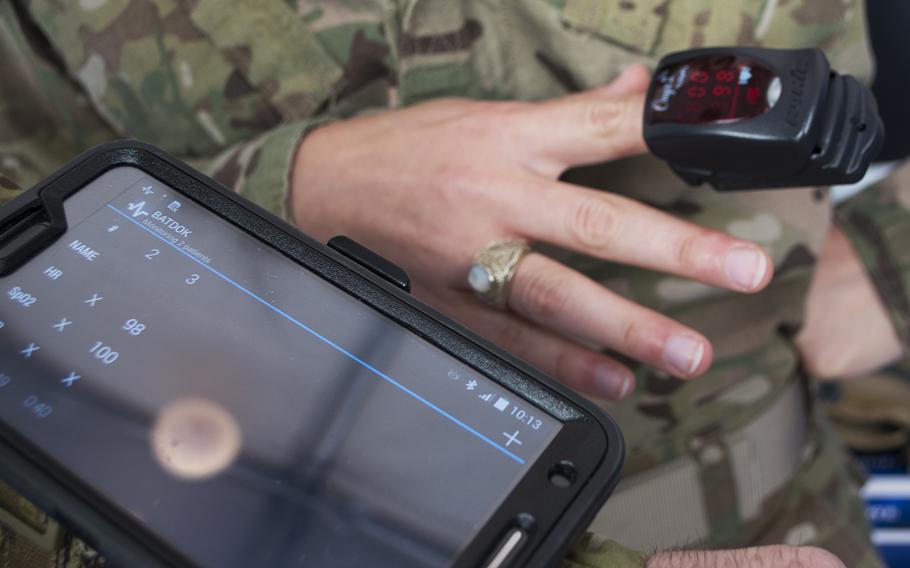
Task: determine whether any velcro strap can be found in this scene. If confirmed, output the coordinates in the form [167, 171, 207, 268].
[588, 381, 808, 550]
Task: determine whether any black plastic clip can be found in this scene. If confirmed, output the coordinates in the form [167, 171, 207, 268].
[0, 190, 67, 276]
[328, 236, 411, 293]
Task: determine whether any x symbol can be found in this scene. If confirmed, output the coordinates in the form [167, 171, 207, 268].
[53, 318, 71, 332]
[85, 294, 103, 307]
[20, 343, 39, 358]
[61, 372, 80, 387]
[502, 430, 523, 448]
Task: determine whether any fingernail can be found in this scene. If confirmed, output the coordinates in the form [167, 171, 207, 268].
[595, 365, 634, 400]
[724, 246, 768, 290]
[662, 334, 705, 377]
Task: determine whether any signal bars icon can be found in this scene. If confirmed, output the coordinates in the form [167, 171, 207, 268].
[478, 393, 511, 411]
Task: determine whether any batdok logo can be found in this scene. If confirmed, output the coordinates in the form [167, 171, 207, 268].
[785, 56, 810, 128]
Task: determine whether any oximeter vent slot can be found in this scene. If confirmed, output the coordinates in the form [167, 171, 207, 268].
[811, 73, 882, 179]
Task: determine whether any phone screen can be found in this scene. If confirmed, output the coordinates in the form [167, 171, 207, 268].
[0, 167, 561, 567]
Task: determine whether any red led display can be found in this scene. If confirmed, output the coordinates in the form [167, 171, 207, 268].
[647, 55, 778, 125]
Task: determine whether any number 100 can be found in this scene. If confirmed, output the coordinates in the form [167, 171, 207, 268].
[89, 341, 120, 365]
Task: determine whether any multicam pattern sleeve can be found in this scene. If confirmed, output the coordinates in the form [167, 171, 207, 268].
[0, 0, 396, 220]
[835, 161, 910, 351]
[562, 535, 647, 568]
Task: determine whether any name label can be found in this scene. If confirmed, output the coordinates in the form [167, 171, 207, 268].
[68, 239, 100, 261]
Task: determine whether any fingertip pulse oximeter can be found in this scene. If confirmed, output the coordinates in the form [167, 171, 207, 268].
[643, 47, 884, 191]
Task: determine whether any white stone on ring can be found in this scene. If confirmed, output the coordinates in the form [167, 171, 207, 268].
[468, 264, 494, 294]
[467, 238, 531, 310]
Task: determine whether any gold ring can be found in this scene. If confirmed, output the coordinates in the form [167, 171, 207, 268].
[467, 238, 531, 310]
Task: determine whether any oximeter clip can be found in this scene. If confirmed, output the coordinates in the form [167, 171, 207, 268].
[643, 47, 884, 191]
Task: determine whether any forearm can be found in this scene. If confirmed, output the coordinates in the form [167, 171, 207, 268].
[796, 160, 910, 379]
[563, 535, 845, 568]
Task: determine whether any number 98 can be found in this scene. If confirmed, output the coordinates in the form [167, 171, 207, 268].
[123, 318, 146, 336]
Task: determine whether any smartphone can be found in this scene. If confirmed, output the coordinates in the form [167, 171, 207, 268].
[0, 142, 624, 567]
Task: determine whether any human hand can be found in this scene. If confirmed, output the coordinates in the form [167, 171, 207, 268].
[292, 65, 773, 401]
[796, 225, 901, 379]
[646, 545, 845, 568]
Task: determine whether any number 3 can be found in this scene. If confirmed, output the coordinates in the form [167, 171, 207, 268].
[186, 274, 200, 285]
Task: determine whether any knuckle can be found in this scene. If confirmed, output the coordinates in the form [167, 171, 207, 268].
[621, 320, 639, 350]
[585, 100, 625, 138]
[619, 320, 656, 360]
[515, 270, 573, 321]
[569, 196, 618, 250]
[672, 232, 705, 269]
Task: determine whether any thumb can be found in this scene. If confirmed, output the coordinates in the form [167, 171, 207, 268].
[646, 546, 846, 568]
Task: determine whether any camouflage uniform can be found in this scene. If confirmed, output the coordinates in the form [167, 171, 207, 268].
[0, 0, 902, 566]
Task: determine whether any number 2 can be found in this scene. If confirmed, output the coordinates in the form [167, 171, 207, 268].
[145, 249, 160, 260]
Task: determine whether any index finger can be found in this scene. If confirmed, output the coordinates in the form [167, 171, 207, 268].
[519, 90, 648, 176]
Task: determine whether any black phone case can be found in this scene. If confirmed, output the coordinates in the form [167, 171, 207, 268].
[0, 141, 624, 568]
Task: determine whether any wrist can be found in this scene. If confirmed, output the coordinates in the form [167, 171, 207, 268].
[289, 116, 342, 235]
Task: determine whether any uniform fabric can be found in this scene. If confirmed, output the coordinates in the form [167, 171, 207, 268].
[0, 1, 902, 566]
